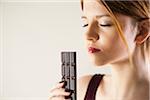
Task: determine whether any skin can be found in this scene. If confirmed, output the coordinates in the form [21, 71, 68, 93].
[78, 0, 149, 100]
[49, 0, 149, 100]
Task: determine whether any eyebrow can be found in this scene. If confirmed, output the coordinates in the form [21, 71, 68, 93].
[81, 14, 110, 19]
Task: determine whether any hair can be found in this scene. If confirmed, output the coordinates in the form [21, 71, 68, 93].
[81, 0, 150, 69]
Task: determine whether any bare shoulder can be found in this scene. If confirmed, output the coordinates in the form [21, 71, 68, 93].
[77, 74, 93, 100]
[78, 74, 93, 87]
[77, 74, 112, 99]
[103, 74, 111, 82]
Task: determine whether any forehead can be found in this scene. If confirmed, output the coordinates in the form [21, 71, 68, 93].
[82, 0, 109, 17]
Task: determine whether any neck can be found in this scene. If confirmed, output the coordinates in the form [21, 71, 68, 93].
[110, 58, 137, 91]
[109, 56, 149, 99]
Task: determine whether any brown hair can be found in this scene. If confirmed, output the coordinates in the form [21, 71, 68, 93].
[81, 0, 149, 20]
[102, 1, 149, 21]
[81, 0, 150, 68]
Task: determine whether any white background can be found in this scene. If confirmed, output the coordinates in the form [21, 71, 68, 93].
[0, 0, 111, 100]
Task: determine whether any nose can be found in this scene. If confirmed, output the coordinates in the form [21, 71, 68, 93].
[85, 20, 99, 43]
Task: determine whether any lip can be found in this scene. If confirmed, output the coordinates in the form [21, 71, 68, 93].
[88, 47, 101, 53]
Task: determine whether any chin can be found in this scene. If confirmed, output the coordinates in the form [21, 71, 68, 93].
[94, 61, 108, 66]
[91, 58, 109, 66]
[88, 54, 109, 66]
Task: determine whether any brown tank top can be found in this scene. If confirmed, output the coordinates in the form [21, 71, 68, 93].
[84, 74, 104, 100]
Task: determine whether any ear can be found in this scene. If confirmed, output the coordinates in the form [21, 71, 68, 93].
[135, 19, 150, 45]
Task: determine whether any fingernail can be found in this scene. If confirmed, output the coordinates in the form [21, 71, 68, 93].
[65, 96, 71, 99]
[65, 88, 70, 92]
[65, 90, 73, 99]
[59, 81, 64, 83]
[65, 89, 73, 95]
[65, 89, 73, 99]
[62, 81, 67, 88]
[59, 81, 67, 88]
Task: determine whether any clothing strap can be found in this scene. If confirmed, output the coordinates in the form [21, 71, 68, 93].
[84, 74, 104, 100]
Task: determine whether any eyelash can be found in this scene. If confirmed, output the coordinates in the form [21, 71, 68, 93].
[82, 24, 88, 27]
[100, 24, 112, 27]
[82, 24, 112, 27]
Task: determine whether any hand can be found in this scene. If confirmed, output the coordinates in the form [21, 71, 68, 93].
[49, 81, 72, 100]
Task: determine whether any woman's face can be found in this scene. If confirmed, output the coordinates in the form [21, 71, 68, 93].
[81, 0, 137, 66]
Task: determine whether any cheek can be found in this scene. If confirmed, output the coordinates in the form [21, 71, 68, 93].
[122, 25, 137, 51]
[100, 30, 128, 59]
[102, 33, 125, 52]
[100, 28, 121, 50]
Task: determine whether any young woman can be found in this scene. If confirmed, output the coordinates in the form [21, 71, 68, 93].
[49, 0, 150, 100]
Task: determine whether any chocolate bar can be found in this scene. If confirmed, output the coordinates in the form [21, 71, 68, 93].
[61, 52, 76, 100]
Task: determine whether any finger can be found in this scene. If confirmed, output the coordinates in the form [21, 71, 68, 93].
[51, 88, 71, 97]
[49, 95, 65, 100]
[50, 81, 66, 92]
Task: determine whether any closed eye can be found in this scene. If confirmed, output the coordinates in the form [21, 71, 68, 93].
[82, 24, 88, 27]
[100, 24, 112, 27]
